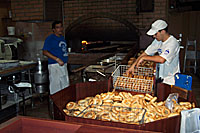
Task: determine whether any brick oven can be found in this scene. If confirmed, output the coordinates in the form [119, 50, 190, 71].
[65, 12, 140, 52]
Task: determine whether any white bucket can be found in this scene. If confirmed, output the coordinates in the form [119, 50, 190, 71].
[7, 27, 15, 35]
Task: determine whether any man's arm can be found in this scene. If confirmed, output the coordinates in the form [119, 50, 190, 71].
[136, 55, 166, 67]
[127, 52, 147, 74]
[43, 50, 64, 66]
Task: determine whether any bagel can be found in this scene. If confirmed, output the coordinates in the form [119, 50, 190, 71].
[109, 112, 119, 122]
[95, 94, 101, 99]
[83, 111, 96, 119]
[73, 111, 81, 117]
[101, 93, 111, 100]
[103, 99, 113, 104]
[78, 99, 87, 105]
[131, 103, 143, 109]
[78, 106, 87, 111]
[100, 112, 111, 121]
[85, 97, 93, 101]
[119, 92, 126, 100]
[119, 116, 128, 123]
[162, 107, 171, 117]
[112, 106, 122, 114]
[78, 99, 88, 107]
[134, 110, 145, 123]
[89, 98, 102, 106]
[122, 92, 133, 99]
[89, 107, 103, 112]
[192, 102, 195, 108]
[122, 99, 132, 107]
[102, 102, 112, 106]
[131, 97, 139, 104]
[139, 98, 147, 107]
[133, 94, 145, 98]
[145, 93, 153, 99]
[63, 109, 70, 115]
[145, 112, 155, 119]
[157, 101, 164, 106]
[144, 96, 151, 101]
[112, 103, 123, 114]
[150, 97, 157, 103]
[120, 107, 131, 116]
[102, 103, 112, 111]
[168, 112, 179, 118]
[145, 117, 155, 123]
[179, 102, 191, 106]
[125, 113, 135, 122]
[113, 95, 123, 102]
[66, 102, 77, 110]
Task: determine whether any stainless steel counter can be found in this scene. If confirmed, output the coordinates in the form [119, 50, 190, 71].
[0, 61, 36, 77]
[0, 60, 37, 123]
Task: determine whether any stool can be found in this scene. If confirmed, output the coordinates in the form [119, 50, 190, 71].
[13, 82, 32, 116]
[14, 87, 27, 115]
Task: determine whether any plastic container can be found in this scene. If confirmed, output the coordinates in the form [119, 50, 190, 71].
[175, 73, 192, 90]
[7, 27, 15, 35]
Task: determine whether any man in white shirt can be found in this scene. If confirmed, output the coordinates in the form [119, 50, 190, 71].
[127, 19, 180, 100]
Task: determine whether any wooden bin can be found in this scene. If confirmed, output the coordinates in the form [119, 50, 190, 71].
[51, 79, 197, 133]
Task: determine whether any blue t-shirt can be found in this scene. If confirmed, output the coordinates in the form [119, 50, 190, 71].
[42, 34, 68, 64]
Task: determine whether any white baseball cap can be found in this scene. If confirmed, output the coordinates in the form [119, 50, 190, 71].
[147, 20, 168, 36]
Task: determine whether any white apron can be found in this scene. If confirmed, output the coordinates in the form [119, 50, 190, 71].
[48, 63, 69, 95]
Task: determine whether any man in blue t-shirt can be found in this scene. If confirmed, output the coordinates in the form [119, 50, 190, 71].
[42, 21, 69, 95]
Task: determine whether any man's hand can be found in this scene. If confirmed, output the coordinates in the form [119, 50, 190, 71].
[126, 52, 148, 75]
[136, 57, 144, 67]
[43, 50, 65, 66]
[127, 63, 136, 75]
[56, 58, 64, 66]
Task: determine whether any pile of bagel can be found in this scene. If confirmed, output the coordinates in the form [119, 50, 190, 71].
[63, 91, 195, 124]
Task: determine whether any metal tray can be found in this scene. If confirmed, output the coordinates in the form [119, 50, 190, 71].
[68, 104, 146, 124]
[112, 65, 154, 93]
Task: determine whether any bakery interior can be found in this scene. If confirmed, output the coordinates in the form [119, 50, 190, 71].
[0, 0, 200, 132]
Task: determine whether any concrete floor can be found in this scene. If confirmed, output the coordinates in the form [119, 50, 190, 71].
[18, 72, 200, 120]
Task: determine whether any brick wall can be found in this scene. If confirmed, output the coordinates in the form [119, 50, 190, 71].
[11, 0, 43, 21]
[64, 0, 168, 34]
[0, 0, 11, 36]
[11, 0, 168, 40]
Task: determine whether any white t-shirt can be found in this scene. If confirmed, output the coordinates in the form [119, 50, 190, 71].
[145, 35, 180, 85]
